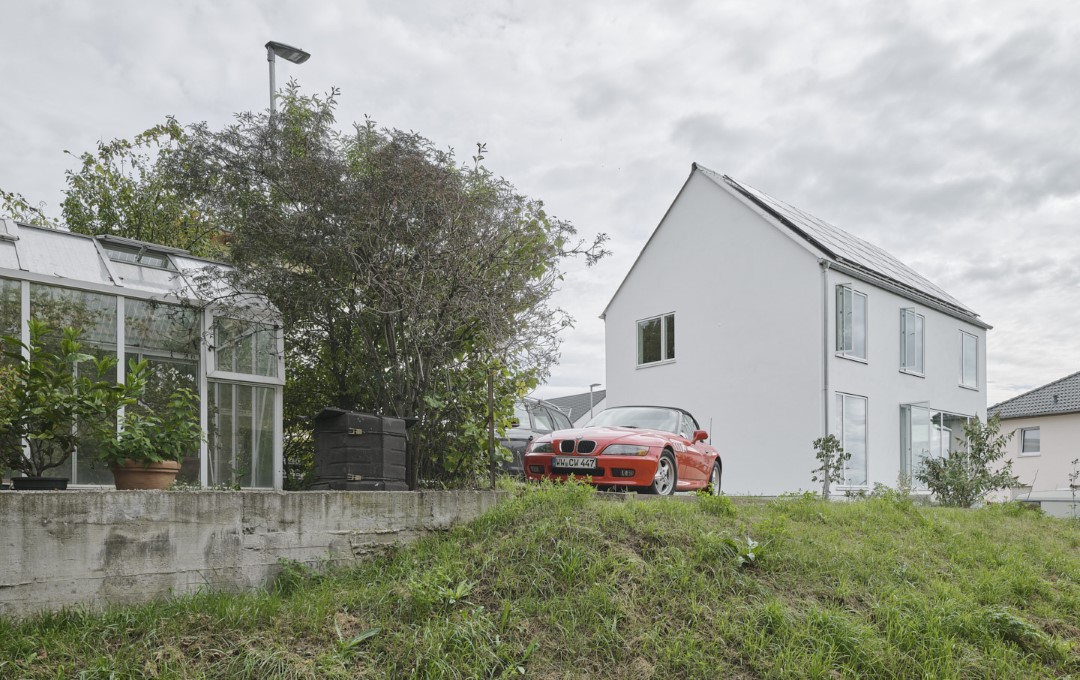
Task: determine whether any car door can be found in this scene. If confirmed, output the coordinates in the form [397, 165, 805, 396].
[680, 413, 710, 481]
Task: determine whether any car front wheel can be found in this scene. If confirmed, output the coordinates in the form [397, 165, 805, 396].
[643, 451, 677, 496]
[709, 461, 722, 496]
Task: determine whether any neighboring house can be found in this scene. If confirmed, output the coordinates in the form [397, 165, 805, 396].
[545, 390, 607, 427]
[989, 371, 1080, 497]
[602, 164, 990, 495]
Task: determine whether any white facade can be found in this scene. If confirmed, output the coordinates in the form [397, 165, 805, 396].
[996, 413, 1080, 497]
[603, 167, 988, 495]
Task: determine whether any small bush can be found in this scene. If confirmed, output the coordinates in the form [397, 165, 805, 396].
[917, 415, 1019, 507]
[697, 493, 737, 518]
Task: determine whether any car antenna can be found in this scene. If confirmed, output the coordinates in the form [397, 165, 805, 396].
[708, 417, 713, 445]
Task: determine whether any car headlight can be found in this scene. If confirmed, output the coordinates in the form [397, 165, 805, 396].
[528, 441, 554, 453]
[601, 444, 651, 456]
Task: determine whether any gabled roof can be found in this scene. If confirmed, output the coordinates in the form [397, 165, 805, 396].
[989, 371, 1080, 420]
[545, 390, 606, 421]
[603, 164, 988, 328]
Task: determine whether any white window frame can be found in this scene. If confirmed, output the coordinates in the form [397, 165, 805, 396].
[205, 307, 286, 386]
[835, 284, 867, 362]
[900, 308, 924, 376]
[636, 312, 675, 367]
[959, 331, 978, 389]
[1019, 427, 1041, 457]
[834, 392, 869, 488]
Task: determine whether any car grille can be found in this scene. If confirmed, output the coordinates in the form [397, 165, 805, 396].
[558, 439, 597, 454]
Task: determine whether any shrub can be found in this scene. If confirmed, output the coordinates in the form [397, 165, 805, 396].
[698, 493, 737, 518]
[916, 415, 1019, 507]
[811, 435, 850, 500]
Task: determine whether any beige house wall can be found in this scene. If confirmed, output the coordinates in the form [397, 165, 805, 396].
[999, 412, 1080, 497]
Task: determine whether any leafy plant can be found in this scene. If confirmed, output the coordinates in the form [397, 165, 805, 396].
[93, 362, 202, 467]
[811, 434, 850, 500]
[0, 321, 129, 478]
[916, 415, 1019, 507]
[697, 493, 737, 518]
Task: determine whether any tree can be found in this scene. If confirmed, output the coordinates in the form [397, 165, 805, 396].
[169, 85, 607, 487]
[916, 415, 1020, 507]
[811, 434, 850, 500]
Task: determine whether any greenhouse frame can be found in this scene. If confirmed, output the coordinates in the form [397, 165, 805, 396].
[0, 219, 284, 489]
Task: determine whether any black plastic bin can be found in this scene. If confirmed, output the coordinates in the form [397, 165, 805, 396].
[310, 408, 409, 491]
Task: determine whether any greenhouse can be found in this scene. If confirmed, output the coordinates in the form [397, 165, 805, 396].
[0, 219, 284, 489]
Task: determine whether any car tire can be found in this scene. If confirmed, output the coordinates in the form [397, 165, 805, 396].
[709, 460, 722, 496]
[643, 450, 677, 496]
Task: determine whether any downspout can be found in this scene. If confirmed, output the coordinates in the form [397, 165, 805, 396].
[820, 260, 831, 438]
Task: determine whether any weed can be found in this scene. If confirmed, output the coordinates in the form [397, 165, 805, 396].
[696, 493, 737, 518]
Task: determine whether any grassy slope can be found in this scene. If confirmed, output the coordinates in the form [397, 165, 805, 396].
[1, 484, 1079, 679]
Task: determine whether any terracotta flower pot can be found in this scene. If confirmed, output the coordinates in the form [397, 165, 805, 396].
[110, 460, 181, 490]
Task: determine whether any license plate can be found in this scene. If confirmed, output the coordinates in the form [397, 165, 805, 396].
[553, 456, 597, 469]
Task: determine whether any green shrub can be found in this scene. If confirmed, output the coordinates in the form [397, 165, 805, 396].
[697, 493, 737, 518]
[917, 415, 1019, 507]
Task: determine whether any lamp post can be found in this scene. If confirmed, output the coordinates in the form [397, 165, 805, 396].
[265, 41, 311, 114]
[589, 383, 601, 420]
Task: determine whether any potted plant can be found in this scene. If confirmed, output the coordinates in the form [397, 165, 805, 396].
[0, 321, 124, 490]
[95, 362, 203, 490]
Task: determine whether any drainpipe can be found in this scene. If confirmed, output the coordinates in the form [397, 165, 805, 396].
[820, 260, 831, 438]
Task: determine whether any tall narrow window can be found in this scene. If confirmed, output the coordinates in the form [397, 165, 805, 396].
[835, 285, 867, 360]
[960, 331, 978, 388]
[637, 313, 675, 366]
[834, 393, 868, 487]
[900, 309, 924, 374]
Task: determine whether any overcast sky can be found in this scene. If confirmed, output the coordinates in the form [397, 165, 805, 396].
[2, 1, 1078, 406]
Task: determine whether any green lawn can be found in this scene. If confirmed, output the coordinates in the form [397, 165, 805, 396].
[2, 483, 1079, 678]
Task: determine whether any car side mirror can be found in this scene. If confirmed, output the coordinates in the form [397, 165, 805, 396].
[510, 418, 521, 428]
[692, 430, 708, 444]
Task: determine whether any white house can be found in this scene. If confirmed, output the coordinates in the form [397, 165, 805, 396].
[602, 164, 989, 495]
[989, 371, 1080, 499]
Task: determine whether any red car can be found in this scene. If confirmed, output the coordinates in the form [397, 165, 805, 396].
[523, 405, 722, 496]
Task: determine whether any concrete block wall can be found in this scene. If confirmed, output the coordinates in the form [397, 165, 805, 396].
[0, 490, 506, 619]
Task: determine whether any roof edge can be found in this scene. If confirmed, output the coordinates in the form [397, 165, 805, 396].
[988, 369, 1080, 413]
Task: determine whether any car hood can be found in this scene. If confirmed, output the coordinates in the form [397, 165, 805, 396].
[543, 426, 672, 447]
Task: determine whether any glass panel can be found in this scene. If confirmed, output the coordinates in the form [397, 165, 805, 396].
[637, 317, 661, 364]
[125, 299, 200, 357]
[208, 381, 275, 488]
[512, 402, 531, 430]
[961, 333, 977, 387]
[839, 394, 867, 486]
[30, 284, 116, 349]
[902, 404, 930, 480]
[529, 403, 555, 433]
[0, 277, 18, 338]
[103, 245, 173, 270]
[73, 352, 117, 485]
[548, 407, 572, 430]
[131, 357, 200, 484]
[901, 310, 922, 371]
[214, 317, 277, 378]
[1022, 428, 1040, 454]
[664, 314, 675, 360]
[852, 292, 866, 359]
[836, 286, 850, 351]
[913, 315, 924, 372]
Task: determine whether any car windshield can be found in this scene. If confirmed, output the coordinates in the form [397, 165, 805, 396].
[585, 407, 683, 435]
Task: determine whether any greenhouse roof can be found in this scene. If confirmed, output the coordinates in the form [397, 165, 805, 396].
[0, 218, 235, 303]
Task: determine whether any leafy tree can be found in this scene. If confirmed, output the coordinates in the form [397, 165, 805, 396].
[168, 85, 607, 487]
[811, 434, 850, 500]
[916, 415, 1020, 507]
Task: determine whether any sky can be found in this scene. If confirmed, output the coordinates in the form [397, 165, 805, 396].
[1, 0, 1078, 407]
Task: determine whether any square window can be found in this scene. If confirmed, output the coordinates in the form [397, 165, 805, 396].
[637, 313, 674, 366]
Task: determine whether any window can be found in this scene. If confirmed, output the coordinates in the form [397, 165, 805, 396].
[637, 313, 675, 366]
[213, 317, 279, 378]
[549, 407, 572, 430]
[102, 243, 174, 270]
[900, 406, 969, 484]
[529, 403, 555, 433]
[208, 382, 276, 488]
[836, 285, 867, 360]
[1020, 428, 1040, 457]
[0, 277, 18, 338]
[900, 309, 924, 374]
[834, 393, 868, 487]
[960, 331, 978, 388]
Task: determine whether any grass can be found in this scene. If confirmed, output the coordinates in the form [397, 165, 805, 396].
[1, 482, 1079, 678]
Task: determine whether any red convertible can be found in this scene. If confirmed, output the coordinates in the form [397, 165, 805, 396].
[523, 405, 722, 495]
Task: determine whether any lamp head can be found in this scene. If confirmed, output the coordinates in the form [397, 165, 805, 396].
[265, 41, 311, 64]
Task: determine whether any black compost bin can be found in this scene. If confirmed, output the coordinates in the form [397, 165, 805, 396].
[310, 408, 409, 491]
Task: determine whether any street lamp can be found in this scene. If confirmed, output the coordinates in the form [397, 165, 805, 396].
[266, 41, 311, 114]
[589, 383, 602, 420]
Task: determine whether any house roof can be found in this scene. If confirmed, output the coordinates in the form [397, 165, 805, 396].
[544, 390, 606, 421]
[989, 371, 1080, 420]
[602, 164, 987, 328]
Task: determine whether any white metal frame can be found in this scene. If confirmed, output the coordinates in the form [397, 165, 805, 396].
[635, 311, 675, 368]
[835, 284, 868, 362]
